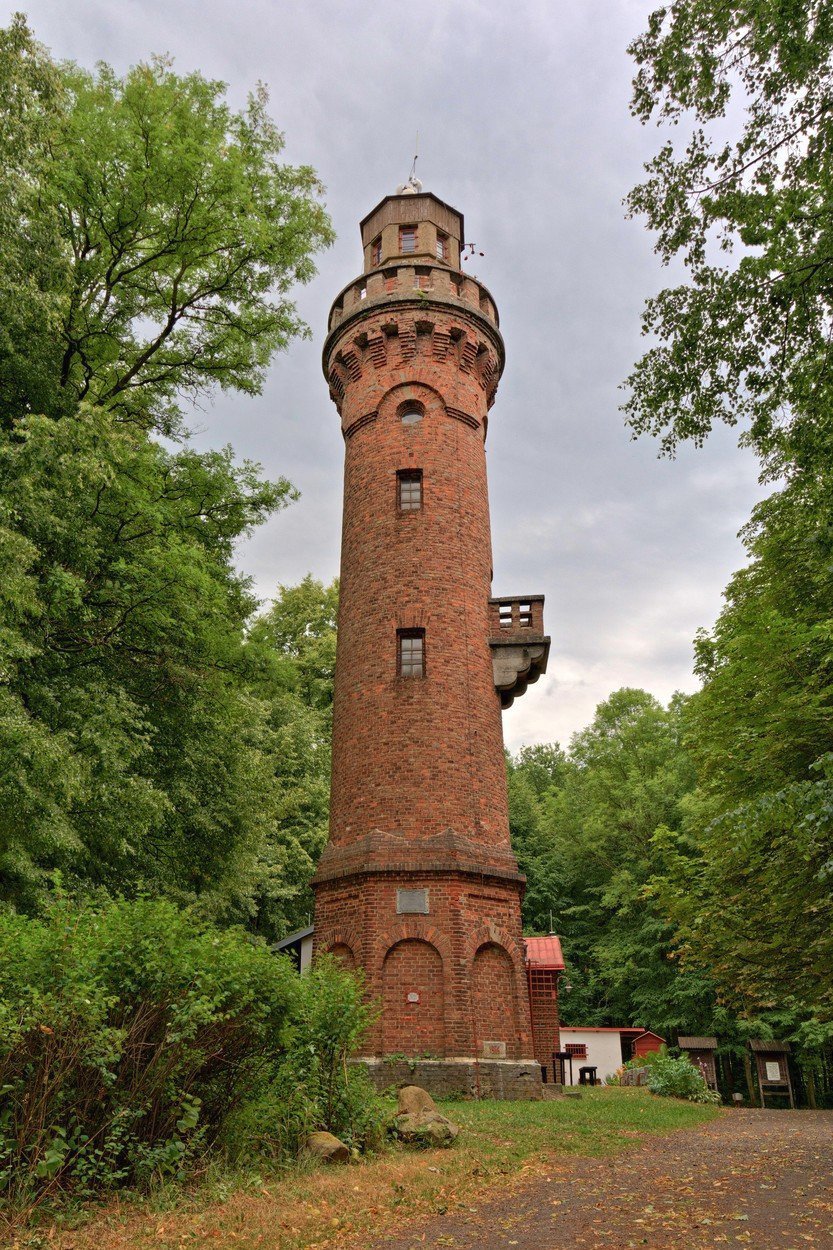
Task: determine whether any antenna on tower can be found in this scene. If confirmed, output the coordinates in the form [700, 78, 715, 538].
[396, 134, 423, 195]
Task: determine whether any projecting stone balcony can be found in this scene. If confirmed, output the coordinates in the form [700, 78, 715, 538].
[488, 596, 550, 709]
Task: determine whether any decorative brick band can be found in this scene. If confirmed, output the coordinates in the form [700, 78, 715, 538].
[343, 409, 378, 439]
[446, 405, 480, 430]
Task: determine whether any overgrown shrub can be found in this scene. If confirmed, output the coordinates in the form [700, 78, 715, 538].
[257, 956, 385, 1155]
[0, 897, 297, 1204]
[647, 1053, 721, 1104]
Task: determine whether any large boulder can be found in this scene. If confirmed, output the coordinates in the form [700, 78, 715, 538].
[394, 1085, 459, 1147]
[303, 1131, 350, 1164]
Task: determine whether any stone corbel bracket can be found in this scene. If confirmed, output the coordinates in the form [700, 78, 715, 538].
[488, 595, 550, 709]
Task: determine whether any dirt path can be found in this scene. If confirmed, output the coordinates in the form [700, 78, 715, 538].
[362, 1110, 833, 1249]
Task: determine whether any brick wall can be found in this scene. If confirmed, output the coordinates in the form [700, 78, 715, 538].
[381, 938, 445, 1054]
[326, 308, 508, 855]
[313, 193, 535, 1066]
[315, 870, 533, 1058]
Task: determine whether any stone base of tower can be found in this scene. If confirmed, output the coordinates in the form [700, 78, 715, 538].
[359, 1057, 542, 1101]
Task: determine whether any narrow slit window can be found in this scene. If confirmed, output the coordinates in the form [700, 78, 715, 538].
[519, 602, 532, 627]
[398, 629, 425, 678]
[499, 604, 513, 629]
[436, 231, 448, 260]
[397, 469, 422, 511]
[400, 225, 417, 254]
[371, 236, 382, 266]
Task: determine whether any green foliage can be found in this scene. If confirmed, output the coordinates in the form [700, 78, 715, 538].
[624, 1, 833, 471]
[623, 1044, 669, 1071]
[654, 453, 833, 1039]
[0, 16, 67, 425]
[275, 957, 383, 1151]
[509, 691, 718, 1036]
[646, 1053, 721, 1105]
[0, 896, 297, 1204]
[0, 18, 334, 435]
[621, 0, 833, 1069]
[225, 956, 383, 1161]
[0, 406, 298, 920]
[242, 577, 338, 938]
[0, 18, 336, 940]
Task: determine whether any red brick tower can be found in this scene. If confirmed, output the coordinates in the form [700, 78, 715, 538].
[313, 185, 550, 1098]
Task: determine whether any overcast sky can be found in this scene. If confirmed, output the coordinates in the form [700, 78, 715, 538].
[19, 0, 763, 751]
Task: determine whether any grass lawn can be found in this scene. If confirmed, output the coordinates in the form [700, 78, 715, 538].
[18, 1089, 721, 1250]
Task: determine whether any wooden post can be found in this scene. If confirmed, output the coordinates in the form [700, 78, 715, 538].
[743, 1050, 756, 1104]
[806, 1068, 817, 1111]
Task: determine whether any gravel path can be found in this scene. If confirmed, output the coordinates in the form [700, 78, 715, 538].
[364, 1110, 833, 1249]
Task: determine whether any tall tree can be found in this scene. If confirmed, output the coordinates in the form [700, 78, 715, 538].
[624, 3, 833, 1049]
[0, 19, 334, 928]
[624, 1, 833, 472]
[0, 17, 333, 435]
[659, 451, 833, 1039]
[243, 577, 338, 938]
[508, 693, 716, 1036]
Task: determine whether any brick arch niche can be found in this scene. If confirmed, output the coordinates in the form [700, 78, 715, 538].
[328, 942, 356, 970]
[381, 938, 445, 1056]
[472, 942, 519, 1058]
[378, 379, 446, 427]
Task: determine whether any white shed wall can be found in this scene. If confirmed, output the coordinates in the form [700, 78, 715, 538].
[559, 1029, 624, 1084]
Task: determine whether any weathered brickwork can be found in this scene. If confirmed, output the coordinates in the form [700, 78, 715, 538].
[313, 192, 540, 1089]
[315, 870, 532, 1058]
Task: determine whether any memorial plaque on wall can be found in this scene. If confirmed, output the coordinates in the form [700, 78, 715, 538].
[396, 888, 429, 914]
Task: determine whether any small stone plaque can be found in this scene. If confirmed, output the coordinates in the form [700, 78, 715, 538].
[407, 991, 420, 1003]
[482, 1040, 507, 1059]
[397, 888, 429, 915]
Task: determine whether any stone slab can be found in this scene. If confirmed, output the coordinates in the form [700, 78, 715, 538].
[359, 1057, 543, 1101]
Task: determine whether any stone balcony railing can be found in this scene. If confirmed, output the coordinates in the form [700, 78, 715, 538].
[328, 263, 499, 335]
[488, 595, 550, 709]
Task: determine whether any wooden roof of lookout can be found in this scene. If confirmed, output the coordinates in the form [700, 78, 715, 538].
[678, 1036, 718, 1050]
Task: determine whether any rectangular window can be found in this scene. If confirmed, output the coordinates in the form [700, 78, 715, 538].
[565, 1043, 587, 1059]
[519, 601, 532, 627]
[398, 629, 425, 678]
[400, 225, 417, 254]
[397, 469, 422, 511]
[436, 231, 448, 260]
[371, 236, 382, 266]
[499, 603, 513, 629]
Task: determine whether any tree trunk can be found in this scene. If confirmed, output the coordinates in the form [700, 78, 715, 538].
[743, 1050, 756, 1104]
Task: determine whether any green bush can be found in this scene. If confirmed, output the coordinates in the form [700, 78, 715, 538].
[0, 897, 297, 1203]
[270, 956, 385, 1153]
[647, 1053, 721, 1104]
[625, 1044, 669, 1069]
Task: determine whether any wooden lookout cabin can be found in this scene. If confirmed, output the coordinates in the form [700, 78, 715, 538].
[678, 1036, 719, 1089]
